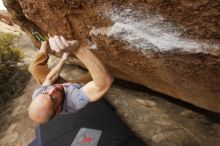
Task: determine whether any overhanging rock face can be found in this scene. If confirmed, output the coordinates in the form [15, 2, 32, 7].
[4, 0, 220, 113]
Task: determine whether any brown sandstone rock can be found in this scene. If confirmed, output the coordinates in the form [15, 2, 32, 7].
[0, 10, 13, 25]
[3, 0, 220, 113]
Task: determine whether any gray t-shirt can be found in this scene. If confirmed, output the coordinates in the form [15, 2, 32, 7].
[32, 83, 89, 113]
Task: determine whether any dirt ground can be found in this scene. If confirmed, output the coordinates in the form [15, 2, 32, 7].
[0, 22, 220, 146]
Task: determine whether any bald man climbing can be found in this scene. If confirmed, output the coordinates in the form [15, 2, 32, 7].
[28, 36, 113, 124]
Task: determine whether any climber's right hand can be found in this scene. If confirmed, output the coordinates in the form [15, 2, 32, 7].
[61, 52, 69, 61]
[48, 35, 80, 53]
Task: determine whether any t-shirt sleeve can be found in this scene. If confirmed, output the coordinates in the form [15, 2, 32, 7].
[68, 86, 90, 110]
[32, 86, 47, 99]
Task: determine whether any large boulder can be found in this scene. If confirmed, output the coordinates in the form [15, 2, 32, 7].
[3, 0, 220, 113]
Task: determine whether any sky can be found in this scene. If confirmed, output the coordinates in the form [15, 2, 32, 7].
[0, 0, 6, 10]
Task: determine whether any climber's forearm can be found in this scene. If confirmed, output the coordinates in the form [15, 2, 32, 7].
[44, 58, 65, 83]
[74, 46, 113, 88]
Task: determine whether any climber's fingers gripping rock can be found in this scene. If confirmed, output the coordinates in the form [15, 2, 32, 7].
[49, 35, 80, 53]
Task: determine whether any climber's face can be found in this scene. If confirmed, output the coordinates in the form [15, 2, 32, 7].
[42, 84, 65, 113]
[28, 84, 65, 124]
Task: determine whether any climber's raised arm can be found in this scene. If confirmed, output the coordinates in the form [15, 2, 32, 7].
[49, 36, 114, 102]
[42, 52, 69, 86]
[28, 41, 51, 84]
[74, 46, 113, 101]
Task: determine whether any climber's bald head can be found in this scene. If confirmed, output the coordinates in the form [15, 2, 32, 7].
[28, 94, 55, 124]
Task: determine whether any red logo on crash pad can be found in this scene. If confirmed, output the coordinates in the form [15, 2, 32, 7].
[81, 134, 93, 143]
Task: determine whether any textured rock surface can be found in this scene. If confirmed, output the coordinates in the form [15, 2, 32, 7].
[0, 21, 219, 146]
[3, 0, 220, 112]
[0, 10, 13, 25]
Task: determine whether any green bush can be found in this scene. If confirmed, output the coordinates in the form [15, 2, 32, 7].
[0, 33, 29, 106]
[0, 33, 23, 66]
[0, 33, 23, 81]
